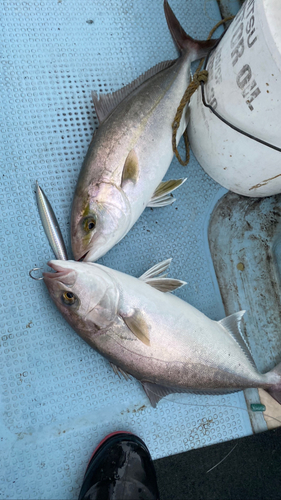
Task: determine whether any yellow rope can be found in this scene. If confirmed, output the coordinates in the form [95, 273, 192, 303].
[172, 16, 234, 166]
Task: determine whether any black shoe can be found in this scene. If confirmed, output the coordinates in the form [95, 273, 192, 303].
[78, 431, 160, 500]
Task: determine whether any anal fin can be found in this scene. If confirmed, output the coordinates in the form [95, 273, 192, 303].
[218, 311, 256, 367]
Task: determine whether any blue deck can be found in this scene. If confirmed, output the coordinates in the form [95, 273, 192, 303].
[0, 1, 254, 498]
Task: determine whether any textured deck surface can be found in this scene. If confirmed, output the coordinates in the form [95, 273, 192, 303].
[0, 1, 253, 498]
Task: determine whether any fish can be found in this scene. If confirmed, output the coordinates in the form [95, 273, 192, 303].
[71, 0, 217, 262]
[43, 259, 281, 407]
[36, 181, 68, 260]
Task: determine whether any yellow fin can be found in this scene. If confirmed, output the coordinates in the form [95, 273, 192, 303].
[121, 149, 139, 186]
[121, 309, 150, 346]
[147, 178, 186, 207]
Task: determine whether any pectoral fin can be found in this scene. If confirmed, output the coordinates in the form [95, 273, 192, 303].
[147, 178, 186, 207]
[120, 309, 150, 346]
[121, 149, 139, 187]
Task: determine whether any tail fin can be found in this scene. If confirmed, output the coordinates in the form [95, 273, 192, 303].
[164, 0, 218, 60]
[266, 361, 281, 405]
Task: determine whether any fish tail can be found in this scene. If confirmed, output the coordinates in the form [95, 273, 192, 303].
[266, 361, 281, 405]
[164, 0, 217, 61]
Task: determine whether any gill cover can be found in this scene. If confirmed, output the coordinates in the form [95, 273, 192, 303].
[71, 182, 132, 262]
[43, 261, 120, 331]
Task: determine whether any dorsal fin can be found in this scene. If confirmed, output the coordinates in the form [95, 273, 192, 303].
[92, 59, 175, 123]
[218, 311, 256, 367]
[110, 363, 131, 381]
[142, 381, 240, 407]
[142, 381, 185, 407]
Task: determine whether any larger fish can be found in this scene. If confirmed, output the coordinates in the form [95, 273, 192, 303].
[71, 1, 217, 262]
[43, 259, 281, 407]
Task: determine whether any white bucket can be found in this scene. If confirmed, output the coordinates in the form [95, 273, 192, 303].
[188, 0, 281, 197]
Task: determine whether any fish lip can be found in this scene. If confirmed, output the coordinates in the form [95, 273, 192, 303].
[78, 251, 89, 262]
[43, 261, 73, 280]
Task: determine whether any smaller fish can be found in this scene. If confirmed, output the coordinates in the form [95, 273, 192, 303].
[70, 1, 218, 262]
[36, 181, 68, 260]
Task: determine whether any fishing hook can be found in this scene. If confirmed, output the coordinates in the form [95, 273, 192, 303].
[29, 267, 44, 281]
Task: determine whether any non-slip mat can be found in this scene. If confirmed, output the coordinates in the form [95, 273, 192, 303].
[0, 1, 254, 498]
[154, 426, 281, 500]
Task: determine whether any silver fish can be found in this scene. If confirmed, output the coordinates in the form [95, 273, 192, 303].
[71, 1, 217, 262]
[43, 259, 281, 407]
[36, 181, 68, 261]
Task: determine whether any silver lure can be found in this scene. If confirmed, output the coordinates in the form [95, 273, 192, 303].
[36, 181, 68, 261]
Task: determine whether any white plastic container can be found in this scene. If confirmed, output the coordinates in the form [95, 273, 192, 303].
[188, 0, 281, 197]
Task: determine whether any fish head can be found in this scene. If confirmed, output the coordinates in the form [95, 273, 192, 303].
[71, 182, 131, 262]
[43, 260, 119, 336]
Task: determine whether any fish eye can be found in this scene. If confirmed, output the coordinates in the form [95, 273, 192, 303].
[62, 291, 76, 305]
[83, 216, 96, 233]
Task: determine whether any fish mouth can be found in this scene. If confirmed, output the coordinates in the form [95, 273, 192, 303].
[78, 251, 89, 262]
[43, 261, 73, 281]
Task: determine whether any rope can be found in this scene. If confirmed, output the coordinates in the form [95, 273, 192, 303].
[172, 16, 234, 166]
